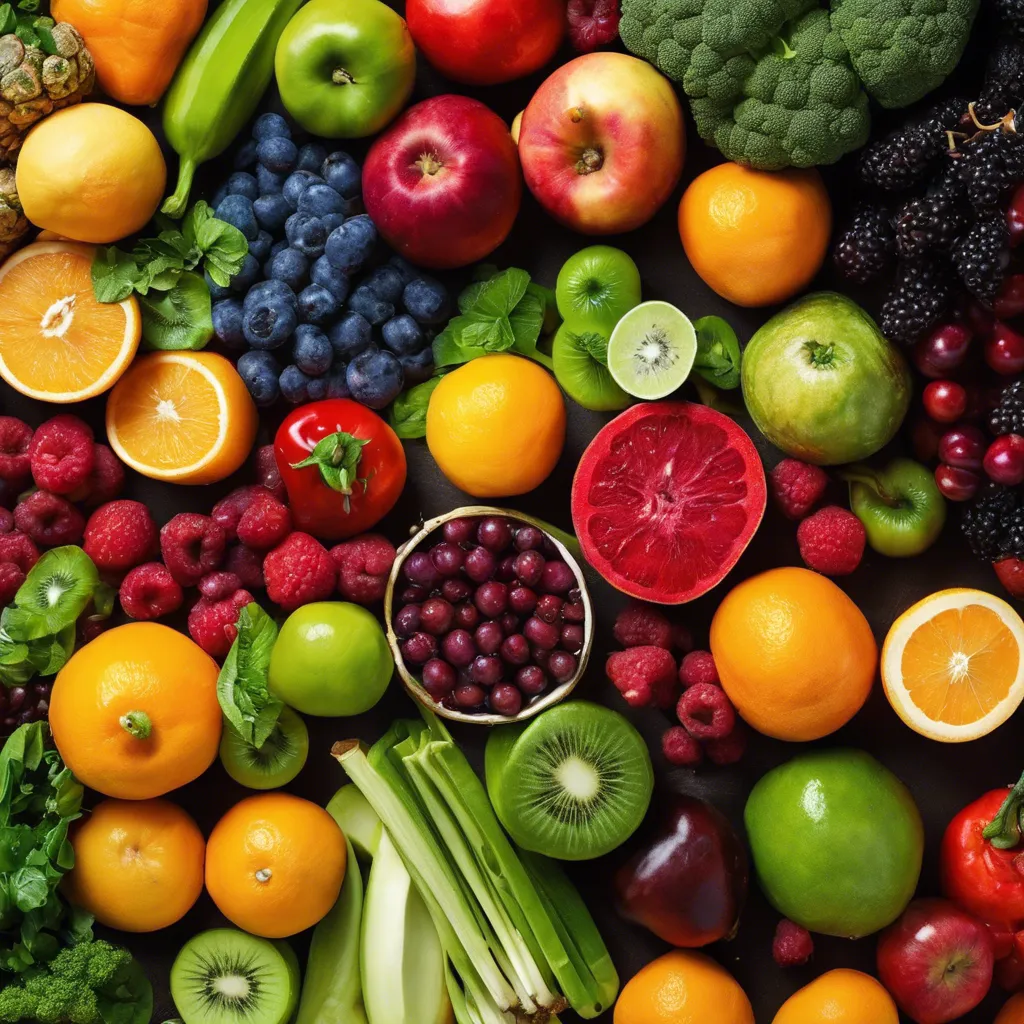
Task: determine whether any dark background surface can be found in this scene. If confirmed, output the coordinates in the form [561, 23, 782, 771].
[2, 2, 1014, 1020]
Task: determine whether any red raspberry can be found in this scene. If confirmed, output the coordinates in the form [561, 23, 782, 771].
[995, 557, 1024, 599]
[772, 920, 814, 967]
[679, 650, 719, 689]
[605, 646, 678, 708]
[0, 417, 33, 481]
[0, 562, 24, 604]
[255, 444, 286, 502]
[264, 532, 336, 612]
[119, 563, 184, 621]
[14, 491, 85, 547]
[198, 571, 243, 601]
[83, 500, 158, 572]
[330, 533, 396, 604]
[612, 602, 673, 649]
[29, 415, 94, 495]
[0, 531, 40, 573]
[770, 459, 828, 520]
[211, 485, 275, 542]
[160, 513, 227, 586]
[72, 445, 125, 506]
[661, 726, 702, 767]
[237, 493, 292, 550]
[676, 682, 735, 739]
[0, 508, 13, 534]
[705, 723, 748, 765]
[224, 544, 265, 590]
[188, 589, 254, 658]
[797, 506, 866, 576]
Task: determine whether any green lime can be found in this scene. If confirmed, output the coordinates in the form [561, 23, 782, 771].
[268, 601, 393, 717]
[744, 748, 923, 939]
[607, 301, 697, 400]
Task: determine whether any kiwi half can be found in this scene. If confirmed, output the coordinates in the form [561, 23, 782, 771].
[170, 928, 299, 1024]
[219, 707, 309, 790]
[485, 701, 654, 861]
[15, 545, 98, 632]
[607, 300, 697, 400]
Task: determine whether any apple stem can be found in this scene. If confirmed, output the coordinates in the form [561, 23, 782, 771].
[984, 769, 1024, 849]
[576, 147, 603, 175]
[332, 67, 356, 86]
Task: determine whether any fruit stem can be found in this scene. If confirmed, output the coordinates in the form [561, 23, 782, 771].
[119, 710, 152, 741]
[160, 159, 195, 219]
[984, 769, 1024, 849]
[838, 466, 901, 508]
[416, 151, 443, 176]
[803, 340, 835, 368]
[290, 431, 371, 512]
[332, 67, 355, 86]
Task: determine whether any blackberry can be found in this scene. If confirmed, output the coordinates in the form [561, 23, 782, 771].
[955, 124, 1024, 211]
[976, 40, 1024, 122]
[833, 204, 895, 283]
[962, 484, 1024, 561]
[879, 256, 954, 346]
[926, 161, 967, 204]
[995, 0, 1024, 37]
[991, 379, 1024, 436]
[953, 213, 1010, 302]
[894, 195, 963, 256]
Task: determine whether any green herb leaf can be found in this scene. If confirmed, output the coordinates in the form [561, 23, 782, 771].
[508, 291, 550, 367]
[527, 282, 561, 335]
[471, 268, 530, 319]
[216, 604, 282, 750]
[0, 7, 16, 35]
[191, 202, 248, 287]
[388, 377, 442, 439]
[91, 247, 144, 304]
[137, 272, 214, 352]
[572, 329, 609, 366]
[692, 315, 742, 390]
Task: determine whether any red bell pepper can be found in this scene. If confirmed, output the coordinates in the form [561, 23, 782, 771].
[274, 399, 407, 541]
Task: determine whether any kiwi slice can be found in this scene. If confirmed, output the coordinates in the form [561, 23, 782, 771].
[607, 300, 698, 400]
[485, 701, 654, 861]
[170, 928, 299, 1024]
[552, 324, 631, 413]
[555, 246, 642, 329]
[219, 707, 309, 790]
[14, 545, 98, 633]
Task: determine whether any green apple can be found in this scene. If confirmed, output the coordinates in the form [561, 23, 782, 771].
[275, 0, 416, 139]
[555, 246, 642, 330]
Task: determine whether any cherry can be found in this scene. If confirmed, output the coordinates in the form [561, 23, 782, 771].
[441, 629, 476, 668]
[477, 516, 513, 552]
[935, 464, 980, 501]
[422, 659, 456, 698]
[393, 604, 421, 637]
[540, 560, 575, 594]
[937, 425, 987, 470]
[488, 684, 522, 716]
[464, 545, 497, 583]
[508, 585, 537, 615]
[995, 274, 1024, 320]
[913, 323, 972, 378]
[442, 517, 477, 545]
[500, 633, 530, 665]
[454, 602, 479, 630]
[984, 434, 1024, 486]
[911, 417, 945, 462]
[401, 632, 438, 666]
[441, 578, 472, 604]
[431, 542, 465, 577]
[454, 683, 486, 709]
[420, 597, 454, 635]
[922, 380, 968, 423]
[403, 551, 439, 588]
[513, 549, 545, 587]
[560, 623, 585, 654]
[514, 526, 545, 551]
[474, 581, 508, 617]
[516, 665, 548, 695]
[474, 620, 503, 656]
[470, 654, 503, 687]
[548, 651, 578, 684]
[1007, 182, 1024, 248]
[524, 616, 560, 650]
[985, 322, 1024, 375]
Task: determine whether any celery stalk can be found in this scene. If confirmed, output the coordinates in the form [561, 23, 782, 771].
[326, 784, 382, 861]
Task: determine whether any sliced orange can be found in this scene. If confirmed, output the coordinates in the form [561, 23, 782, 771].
[106, 351, 257, 484]
[0, 242, 140, 403]
[882, 588, 1024, 742]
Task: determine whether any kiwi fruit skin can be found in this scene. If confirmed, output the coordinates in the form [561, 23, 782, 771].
[555, 246, 642, 329]
[552, 325, 631, 413]
[484, 720, 526, 825]
[219, 707, 309, 790]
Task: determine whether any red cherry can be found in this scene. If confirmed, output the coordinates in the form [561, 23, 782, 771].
[985, 322, 1024, 375]
[923, 380, 968, 423]
[984, 434, 1024, 486]
[964, 300, 996, 338]
[911, 416, 946, 462]
[995, 274, 1024, 320]
[1008, 182, 1024, 248]
[913, 323, 973, 378]
[994, 557, 1024, 599]
[935, 464, 981, 501]
[938, 424, 987, 470]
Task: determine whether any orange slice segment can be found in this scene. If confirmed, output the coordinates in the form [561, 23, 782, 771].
[0, 242, 140, 403]
[106, 352, 257, 485]
[882, 588, 1024, 742]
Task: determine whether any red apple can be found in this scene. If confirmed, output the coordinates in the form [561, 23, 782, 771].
[517, 52, 685, 235]
[406, 0, 564, 86]
[877, 898, 994, 1024]
[363, 95, 521, 270]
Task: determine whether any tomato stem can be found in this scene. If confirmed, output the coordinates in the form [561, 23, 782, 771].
[290, 430, 370, 513]
[984, 769, 1024, 849]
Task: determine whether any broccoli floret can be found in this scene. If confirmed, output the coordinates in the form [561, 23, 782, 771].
[832, 0, 980, 108]
[619, 0, 704, 81]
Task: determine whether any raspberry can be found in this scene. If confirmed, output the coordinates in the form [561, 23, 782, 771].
[0, 417, 33, 481]
[995, 557, 1024, 599]
[264, 532, 336, 611]
[119, 563, 184, 621]
[679, 650, 719, 689]
[797, 506, 866, 576]
[255, 444, 286, 502]
[224, 544, 265, 590]
[772, 920, 814, 967]
[330, 533, 396, 604]
[211, 486, 275, 542]
[14, 491, 85, 547]
[73, 445, 125, 506]
[661, 726, 702, 767]
[0, 507, 13, 533]
[237, 493, 292, 550]
[612, 602, 673, 649]
[705, 724, 749, 766]
[198, 571, 243, 601]
[160, 513, 227, 586]
[0, 532, 40, 573]
[605, 646, 678, 708]
[83, 500, 158, 572]
[676, 682, 735, 740]
[188, 589, 254, 658]
[29, 415, 94, 495]
[0, 562, 24, 604]
[770, 459, 828, 520]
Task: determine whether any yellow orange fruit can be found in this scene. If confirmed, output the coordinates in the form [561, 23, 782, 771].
[106, 351, 258, 484]
[205, 793, 347, 938]
[614, 951, 753, 1024]
[882, 588, 1024, 742]
[997, 993, 1024, 1024]
[710, 567, 877, 742]
[0, 242, 140, 403]
[678, 164, 831, 307]
[65, 798, 205, 932]
[50, 622, 222, 800]
[16, 103, 166, 244]
[426, 354, 566, 497]
[772, 969, 899, 1024]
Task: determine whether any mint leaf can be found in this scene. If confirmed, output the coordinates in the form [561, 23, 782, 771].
[508, 292, 546, 364]
[693, 316, 742, 390]
[389, 377, 442, 439]
[92, 247, 144, 304]
[471, 268, 530, 318]
[193, 205, 248, 287]
[138, 272, 213, 351]
[217, 604, 282, 749]
[460, 311, 515, 352]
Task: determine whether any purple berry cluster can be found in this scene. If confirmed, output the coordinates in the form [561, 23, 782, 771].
[0, 681, 51, 737]
[392, 515, 586, 717]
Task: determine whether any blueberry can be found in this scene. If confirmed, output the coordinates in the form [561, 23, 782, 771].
[269, 239, 289, 261]
[244, 279, 297, 312]
[310, 256, 350, 302]
[322, 212, 345, 234]
[325, 215, 376, 273]
[346, 347, 404, 410]
[382, 313, 426, 355]
[253, 112, 291, 141]
[249, 230, 273, 263]
[298, 182, 345, 219]
[364, 265, 405, 305]
[205, 269, 233, 302]
[211, 184, 228, 209]
[400, 347, 435, 386]
[279, 364, 312, 404]
[328, 311, 372, 359]
[294, 143, 327, 175]
[293, 324, 334, 376]
[403, 275, 450, 324]
[348, 284, 393, 326]
[233, 138, 259, 170]
[237, 350, 281, 407]
[257, 136, 298, 174]
[321, 151, 361, 198]
[297, 283, 340, 326]
[326, 368, 351, 398]
[388, 255, 417, 286]
[212, 299, 245, 349]
[253, 193, 292, 233]
[226, 172, 259, 201]
[216, 195, 258, 241]
[307, 377, 330, 401]
[283, 170, 319, 210]
[286, 213, 328, 258]
[256, 165, 285, 196]
[265, 246, 309, 293]
[230, 253, 261, 293]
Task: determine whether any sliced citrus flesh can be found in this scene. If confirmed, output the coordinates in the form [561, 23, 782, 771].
[882, 588, 1024, 742]
[0, 242, 140, 403]
[106, 351, 257, 485]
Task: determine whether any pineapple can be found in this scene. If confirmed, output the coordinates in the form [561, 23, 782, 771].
[0, 167, 27, 259]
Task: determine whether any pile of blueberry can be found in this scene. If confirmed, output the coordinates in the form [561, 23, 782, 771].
[208, 112, 451, 410]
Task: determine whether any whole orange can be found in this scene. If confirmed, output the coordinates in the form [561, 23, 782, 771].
[49, 622, 221, 799]
[205, 793, 347, 938]
[678, 164, 831, 307]
[614, 950, 753, 1024]
[65, 798, 205, 932]
[710, 567, 877, 742]
[997, 993, 1024, 1024]
[772, 969, 898, 1024]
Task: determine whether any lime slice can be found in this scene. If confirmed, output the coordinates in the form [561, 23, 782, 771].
[607, 300, 697, 400]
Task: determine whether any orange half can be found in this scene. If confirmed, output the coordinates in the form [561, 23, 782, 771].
[0, 242, 140, 403]
[882, 588, 1024, 742]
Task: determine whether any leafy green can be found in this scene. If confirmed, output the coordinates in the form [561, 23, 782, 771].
[692, 315, 742, 389]
[572, 330, 609, 366]
[138, 273, 214, 352]
[0, 6, 59, 51]
[388, 377, 442, 440]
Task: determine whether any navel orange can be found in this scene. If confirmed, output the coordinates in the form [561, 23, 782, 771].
[772, 969, 898, 1024]
[997, 992, 1024, 1024]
